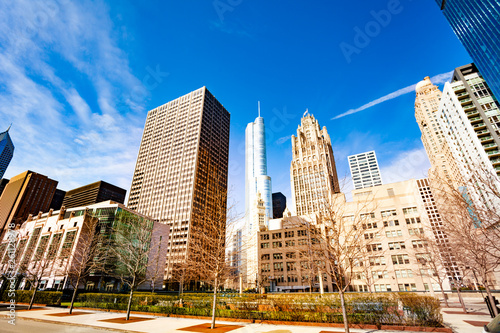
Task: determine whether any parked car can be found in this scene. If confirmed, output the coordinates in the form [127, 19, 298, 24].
[484, 314, 500, 333]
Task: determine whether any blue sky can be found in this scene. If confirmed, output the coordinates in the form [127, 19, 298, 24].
[0, 0, 471, 215]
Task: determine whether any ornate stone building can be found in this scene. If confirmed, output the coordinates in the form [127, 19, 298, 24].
[290, 113, 339, 215]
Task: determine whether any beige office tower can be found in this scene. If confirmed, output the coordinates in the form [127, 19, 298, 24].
[414, 77, 461, 187]
[290, 113, 340, 215]
[127, 87, 230, 280]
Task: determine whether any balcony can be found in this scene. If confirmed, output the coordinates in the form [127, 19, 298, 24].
[460, 98, 472, 104]
[483, 143, 498, 150]
[467, 110, 480, 118]
[455, 91, 468, 98]
[453, 85, 465, 92]
[490, 158, 500, 165]
[480, 136, 494, 143]
[473, 122, 486, 130]
[469, 116, 482, 124]
[487, 149, 500, 156]
[463, 104, 476, 111]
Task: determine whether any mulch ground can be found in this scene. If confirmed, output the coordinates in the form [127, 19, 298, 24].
[177, 323, 244, 333]
[46, 311, 91, 317]
[98, 316, 155, 324]
[464, 320, 490, 327]
[443, 311, 489, 315]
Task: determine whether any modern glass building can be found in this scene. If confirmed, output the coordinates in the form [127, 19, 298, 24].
[0, 126, 14, 179]
[244, 108, 273, 288]
[245, 112, 273, 228]
[436, 0, 500, 99]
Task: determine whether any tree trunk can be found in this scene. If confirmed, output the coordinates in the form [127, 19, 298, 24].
[485, 283, 499, 316]
[179, 273, 184, 297]
[440, 286, 449, 308]
[211, 275, 218, 329]
[455, 285, 467, 313]
[69, 276, 81, 314]
[28, 279, 39, 310]
[339, 289, 350, 333]
[126, 276, 136, 321]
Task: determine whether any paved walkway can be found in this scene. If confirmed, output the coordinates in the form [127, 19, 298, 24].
[0, 299, 495, 333]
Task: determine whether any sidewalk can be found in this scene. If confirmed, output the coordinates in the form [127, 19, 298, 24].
[0, 301, 494, 333]
[441, 298, 494, 333]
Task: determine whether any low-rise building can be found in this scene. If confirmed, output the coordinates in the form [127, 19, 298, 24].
[0, 201, 169, 292]
[257, 179, 492, 294]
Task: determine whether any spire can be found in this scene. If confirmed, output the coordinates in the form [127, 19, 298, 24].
[7, 123, 11, 132]
[303, 108, 309, 117]
[258, 101, 261, 118]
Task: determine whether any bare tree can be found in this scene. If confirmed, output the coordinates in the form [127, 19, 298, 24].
[429, 163, 500, 315]
[21, 229, 60, 310]
[187, 164, 238, 330]
[301, 191, 375, 333]
[107, 210, 157, 320]
[412, 231, 452, 308]
[64, 212, 107, 314]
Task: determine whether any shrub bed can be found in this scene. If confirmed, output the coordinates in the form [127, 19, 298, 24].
[73, 292, 442, 327]
[1, 290, 62, 306]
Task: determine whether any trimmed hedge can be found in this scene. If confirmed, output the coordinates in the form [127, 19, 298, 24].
[1, 290, 62, 306]
[73, 292, 443, 327]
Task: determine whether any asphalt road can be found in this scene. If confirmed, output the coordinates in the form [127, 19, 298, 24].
[0, 318, 115, 333]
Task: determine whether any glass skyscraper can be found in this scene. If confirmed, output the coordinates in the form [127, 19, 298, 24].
[244, 109, 273, 288]
[0, 126, 14, 179]
[436, 0, 500, 99]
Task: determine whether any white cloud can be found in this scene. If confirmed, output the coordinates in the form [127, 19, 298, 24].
[0, 0, 149, 192]
[332, 71, 454, 120]
[379, 148, 430, 184]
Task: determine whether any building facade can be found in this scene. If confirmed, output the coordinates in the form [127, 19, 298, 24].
[0, 126, 14, 179]
[127, 87, 230, 281]
[0, 201, 169, 292]
[290, 114, 340, 215]
[436, 0, 500, 99]
[441, 64, 500, 177]
[348, 151, 383, 190]
[62, 181, 126, 209]
[0, 170, 58, 237]
[272, 192, 286, 219]
[415, 77, 462, 187]
[257, 179, 470, 293]
[257, 214, 334, 292]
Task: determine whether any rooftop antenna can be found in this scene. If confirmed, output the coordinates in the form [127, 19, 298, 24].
[258, 101, 261, 117]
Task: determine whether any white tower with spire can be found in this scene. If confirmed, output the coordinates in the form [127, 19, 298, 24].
[244, 102, 273, 289]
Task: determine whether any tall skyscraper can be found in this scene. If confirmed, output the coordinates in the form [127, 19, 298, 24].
[0, 126, 14, 179]
[290, 113, 339, 215]
[62, 180, 126, 209]
[414, 77, 462, 186]
[244, 107, 273, 288]
[0, 170, 58, 236]
[439, 64, 500, 178]
[435, 0, 500, 99]
[348, 151, 383, 190]
[245, 110, 273, 229]
[127, 87, 230, 280]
